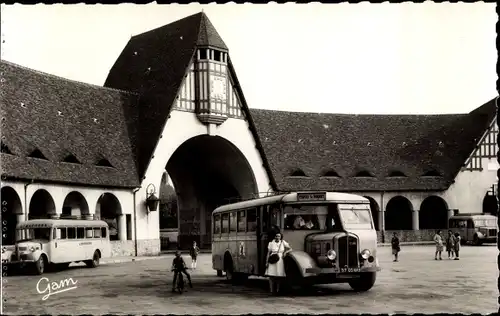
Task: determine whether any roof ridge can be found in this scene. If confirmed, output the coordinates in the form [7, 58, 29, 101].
[1, 59, 139, 97]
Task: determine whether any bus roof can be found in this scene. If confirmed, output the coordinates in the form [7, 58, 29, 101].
[17, 219, 109, 229]
[212, 192, 369, 214]
[450, 214, 498, 220]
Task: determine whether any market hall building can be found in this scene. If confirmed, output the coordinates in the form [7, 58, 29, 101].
[0, 12, 497, 256]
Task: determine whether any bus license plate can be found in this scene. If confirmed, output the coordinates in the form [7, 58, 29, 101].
[340, 267, 360, 273]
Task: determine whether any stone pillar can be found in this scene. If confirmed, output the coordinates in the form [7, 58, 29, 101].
[378, 209, 385, 232]
[412, 210, 419, 230]
[118, 214, 127, 241]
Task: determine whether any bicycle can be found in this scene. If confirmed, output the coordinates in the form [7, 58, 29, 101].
[172, 269, 185, 294]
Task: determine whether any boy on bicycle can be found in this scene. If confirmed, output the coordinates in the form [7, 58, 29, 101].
[171, 251, 193, 292]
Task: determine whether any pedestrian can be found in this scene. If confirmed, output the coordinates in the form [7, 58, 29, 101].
[453, 232, 461, 260]
[445, 230, 456, 259]
[391, 232, 400, 262]
[433, 230, 444, 260]
[189, 241, 200, 269]
[171, 251, 193, 292]
[265, 231, 292, 295]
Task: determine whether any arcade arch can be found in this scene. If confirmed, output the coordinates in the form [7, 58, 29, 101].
[419, 196, 449, 230]
[95, 193, 122, 241]
[29, 189, 56, 220]
[1, 187, 23, 245]
[363, 196, 380, 231]
[482, 193, 498, 216]
[62, 191, 90, 218]
[165, 135, 258, 249]
[385, 196, 413, 230]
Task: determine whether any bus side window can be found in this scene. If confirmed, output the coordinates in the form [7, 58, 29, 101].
[77, 227, 85, 239]
[213, 214, 221, 234]
[101, 227, 107, 238]
[94, 228, 102, 238]
[57, 227, 67, 239]
[230, 212, 237, 232]
[221, 213, 229, 234]
[85, 227, 93, 238]
[247, 209, 257, 232]
[67, 227, 76, 239]
[53, 228, 57, 240]
[237, 210, 246, 232]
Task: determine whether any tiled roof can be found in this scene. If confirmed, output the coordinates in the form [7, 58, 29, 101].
[250, 98, 496, 192]
[0, 60, 140, 188]
[104, 12, 226, 178]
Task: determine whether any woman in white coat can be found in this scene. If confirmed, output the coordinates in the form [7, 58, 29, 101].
[265, 232, 292, 294]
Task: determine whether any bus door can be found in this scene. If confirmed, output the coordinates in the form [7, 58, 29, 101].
[257, 204, 282, 275]
[466, 219, 475, 240]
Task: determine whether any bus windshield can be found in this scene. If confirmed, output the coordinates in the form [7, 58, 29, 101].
[16, 228, 52, 242]
[338, 204, 373, 230]
[283, 204, 343, 231]
[473, 219, 497, 227]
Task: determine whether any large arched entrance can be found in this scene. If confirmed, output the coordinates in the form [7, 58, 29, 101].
[385, 196, 413, 230]
[29, 189, 56, 220]
[1, 187, 23, 245]
[419, 196, 449, 230]
[482, 192, 498, 216]
[363, 196, 380, 231]
[166, 135, 258, 249]
[62, 191, 90, 218]
[96, 193, 122, 241]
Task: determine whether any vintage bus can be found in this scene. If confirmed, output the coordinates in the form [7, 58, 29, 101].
[211, 192, 380, 292]
[1, 219, 111, 275]
[448, 214, 498, 245]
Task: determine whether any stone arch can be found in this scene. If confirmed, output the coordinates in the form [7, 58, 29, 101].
[363, 196, 380, 231]
[62, 191, 90, 218]
[419, 196, 449, 230]
[29, 189, 56, 220]
[95, 193, 122, 241]
[482, 193, 498, 216]
[1, 186, 23, 245]
[165, 135, 258, 249]
[385, 196, 413, 230]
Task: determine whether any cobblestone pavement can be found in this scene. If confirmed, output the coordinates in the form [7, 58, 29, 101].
[2, 245, 497, 315]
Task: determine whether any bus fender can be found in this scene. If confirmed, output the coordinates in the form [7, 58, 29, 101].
[475, 231, 485, 239]
[285, 251, 319, 278]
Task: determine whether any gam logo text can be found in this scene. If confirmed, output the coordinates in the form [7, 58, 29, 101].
[36, 277, 78, 300]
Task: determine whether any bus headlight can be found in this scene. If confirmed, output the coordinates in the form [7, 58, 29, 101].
[361, 249, 371, 260]
[30, 247, 35, 252]
[326, 250, 336, 261]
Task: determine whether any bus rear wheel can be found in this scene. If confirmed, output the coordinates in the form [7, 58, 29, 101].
[85, 251, 100, 268]
[349, 272, 376, 292]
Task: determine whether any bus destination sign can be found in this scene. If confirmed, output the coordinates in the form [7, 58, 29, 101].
[297, 192, 327, 201]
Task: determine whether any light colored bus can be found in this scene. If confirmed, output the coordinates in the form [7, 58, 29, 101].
[449, 214, 498, 245]
[1, 219, 111, 275]
[212, 191, 380, 292]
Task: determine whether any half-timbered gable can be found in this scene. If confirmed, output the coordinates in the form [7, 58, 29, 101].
[462, 117, 498, 171]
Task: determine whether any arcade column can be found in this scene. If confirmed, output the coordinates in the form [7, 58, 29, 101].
[447, 209, 455, 228]
[117, 214, 127, 241]
[16, 213, 25, 224]
[412, 209, 419, 230]
[377, 209, 385, 232]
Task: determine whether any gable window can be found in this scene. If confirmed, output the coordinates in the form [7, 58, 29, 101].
[321, 170, 340, 177]
[0, 141, 13, 155]
[422, 170, 442, 177]
[28, 148, 48, 160]
[387, 170, 407, 177]
[96, 158, 113, 168]
[354, 170, 374, 177]
[289, 169, 308, 177]
[63, 154, 81, 164]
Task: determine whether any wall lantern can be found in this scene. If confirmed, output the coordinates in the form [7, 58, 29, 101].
[145, 183, 160, 213]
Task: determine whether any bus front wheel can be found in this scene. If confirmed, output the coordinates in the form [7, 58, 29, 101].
[348, 272, 376, 292]
[217, 270, 223, 277]
[473, 235, 483, 246]
[33, 255, 47, 275]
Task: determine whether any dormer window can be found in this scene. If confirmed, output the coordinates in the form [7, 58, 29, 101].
[198, 49, 208, 60]
[96, 158, 114, 168]
[387, 170, 407, 177]
[289, 169, 308, 177]
[1, 141, 13, 155]
[321, 170, 341, 178]
[354, 170, 375, 178]
[28, 148, 48, 160]
[214, 50, 222, 62]
[422, 169, 441, 177]
[63, 154, 81, 164]
[197, 48, 226, 63]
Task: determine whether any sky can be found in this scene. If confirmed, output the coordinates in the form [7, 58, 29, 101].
[0, 3, 497, 114]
